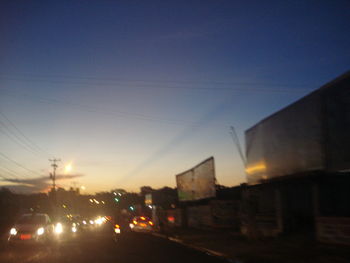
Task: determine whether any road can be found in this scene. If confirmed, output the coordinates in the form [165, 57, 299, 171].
[0, 228, 226, 263]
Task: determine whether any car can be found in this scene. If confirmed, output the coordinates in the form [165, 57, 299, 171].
[80, 218, 91, 230]
[8, 213, 54, 245]
[129, 216, 154, 232]
[52, 217, 80, 239]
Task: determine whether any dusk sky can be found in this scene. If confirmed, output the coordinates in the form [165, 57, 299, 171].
[1, 0, 349, 193]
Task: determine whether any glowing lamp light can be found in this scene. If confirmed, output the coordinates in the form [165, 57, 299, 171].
[95, 218, 103, 225]
[114, 224, 121, 233]
[10, 228, 17, 235]
[167, 216, 175, 223]
[55, 223, 63, 234]
[245, 162, 266, 175]
[37, 227, 45, 235]
[64, 163, 73, 173]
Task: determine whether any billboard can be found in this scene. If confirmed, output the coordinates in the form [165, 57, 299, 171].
[176, 157, 216, 201]
[245, 71, 350, 184]
[145, 194, 152, 205]
[245, 92, 324, 184]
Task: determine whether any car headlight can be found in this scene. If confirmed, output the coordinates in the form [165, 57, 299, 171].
[37, 227, 45, 235]
[71, 226, 77, 233]
[55, 223, 63, 234]
[10, 228, 17, 235]
[95, 218, 103, 225]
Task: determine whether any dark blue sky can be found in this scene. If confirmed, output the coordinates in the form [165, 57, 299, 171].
[1, 0, 349, 193]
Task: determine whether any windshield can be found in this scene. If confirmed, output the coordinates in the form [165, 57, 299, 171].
[17, 215, 46, 225]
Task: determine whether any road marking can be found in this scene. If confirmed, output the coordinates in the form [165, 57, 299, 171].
[168, 237, 183, 243]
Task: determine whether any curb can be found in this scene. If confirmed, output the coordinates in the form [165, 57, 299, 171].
[152, 232, 241, 263]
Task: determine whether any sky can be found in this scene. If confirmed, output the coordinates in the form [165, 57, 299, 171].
[0, 0, 349, 194]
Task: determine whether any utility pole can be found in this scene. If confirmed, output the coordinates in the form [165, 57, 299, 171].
[49, 158, 61, 217]
[49, 158, 61, 192]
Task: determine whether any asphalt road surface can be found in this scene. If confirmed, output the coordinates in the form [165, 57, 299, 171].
[0, 228, 226, 263]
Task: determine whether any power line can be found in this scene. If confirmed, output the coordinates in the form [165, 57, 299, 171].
[1, 91, 201, 126]
[0, 174, 13, 181]
[0, 111, 52, 157]
[0, 152, 42, 176]
[0, 73, 316, 127]
[1, 73, 312, 87]
[0, 165, 34, 179]
[0, 168, 19, 179]
[0, 124, 44, 158]
[0, 75, 314, 93]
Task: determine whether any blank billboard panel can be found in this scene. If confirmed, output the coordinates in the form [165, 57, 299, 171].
[245, 71, 350, 184]
[176, 170, 194, 201]
[176, 157, 216, 201]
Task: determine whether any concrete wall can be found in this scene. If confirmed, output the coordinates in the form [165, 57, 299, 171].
[240, 186, 283, 238]
[210, 200, 240, 229]
[187, 205, 212, 228]
[316, 217, 350, 245]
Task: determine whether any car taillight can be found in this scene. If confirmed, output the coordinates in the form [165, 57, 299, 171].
[149, 221, 154, 226]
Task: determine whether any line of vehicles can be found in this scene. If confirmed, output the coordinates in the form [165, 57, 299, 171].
[7, 212, 154, 246]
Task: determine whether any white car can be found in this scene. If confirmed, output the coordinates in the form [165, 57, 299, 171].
[8, 213, 54, 245]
